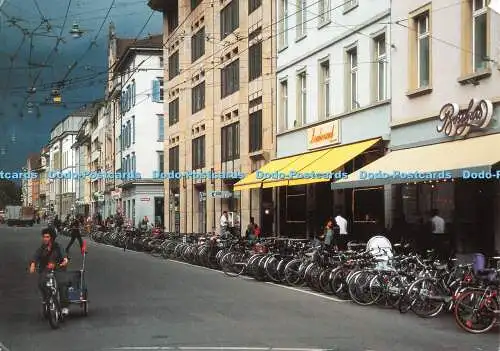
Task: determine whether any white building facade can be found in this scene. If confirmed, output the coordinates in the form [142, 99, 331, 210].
[115, 35, 165, 227]
[47, 107, 95, 217]
[269, 0, 392, 237]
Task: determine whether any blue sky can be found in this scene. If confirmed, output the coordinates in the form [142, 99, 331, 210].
[0, 0, 162, 171]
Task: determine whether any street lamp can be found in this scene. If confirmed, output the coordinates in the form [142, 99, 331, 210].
[69, 23, 84, 38]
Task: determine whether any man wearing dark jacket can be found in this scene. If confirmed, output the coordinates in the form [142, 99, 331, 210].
[66, 217, 83, 254]
[29, 228, 69, 315]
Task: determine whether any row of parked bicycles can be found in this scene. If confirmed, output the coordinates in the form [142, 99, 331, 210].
[84, 226, 500, 334]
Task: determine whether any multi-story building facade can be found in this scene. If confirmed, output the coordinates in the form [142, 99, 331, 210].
[89, 103, 107, 216]
[335, 0, 500, 254]
[48, 104, 98, 217]
[235, 0, 391, 237]
[73, 119, 92, 216]
[37, 147, 49, 210]
[148, 0, 276, 234]
[114, 34, 165, 227]
[27, 153, 42, 209]
[106, 22, 124, 216]
[26, 154, 40, 207]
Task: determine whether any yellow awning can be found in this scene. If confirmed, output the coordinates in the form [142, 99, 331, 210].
[262, 149, 331, 188]
[233, 154, 302, 191]
[262, 138, 381, 188]
[332, 133, 500, 189]
[288, 138, 380, 186]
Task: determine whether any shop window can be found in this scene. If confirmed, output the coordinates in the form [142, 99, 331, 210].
[352, 187, 384, 223]
[401, 182, 454, 224]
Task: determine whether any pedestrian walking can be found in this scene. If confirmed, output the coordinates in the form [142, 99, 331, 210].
[66, 216, 84, 255]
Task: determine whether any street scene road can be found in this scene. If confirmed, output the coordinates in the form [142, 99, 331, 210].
[0, 225, 498, 351]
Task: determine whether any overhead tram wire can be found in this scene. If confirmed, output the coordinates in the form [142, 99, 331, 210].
[57, 0, 116, 84]
[18, 9, 158, 112]
[27, 0, 72, 89]
[15, 0, 72, 117]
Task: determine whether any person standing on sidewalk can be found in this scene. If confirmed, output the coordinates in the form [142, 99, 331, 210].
[324, 218, 334, 249]
[430, 209, 447, 260]
[220, 211, 229, 239]
[334, 208, 348, 250]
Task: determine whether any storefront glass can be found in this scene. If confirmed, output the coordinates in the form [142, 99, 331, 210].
[401, 182, 454, 224]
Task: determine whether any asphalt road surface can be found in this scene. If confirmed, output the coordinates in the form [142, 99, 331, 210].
[0, 225, 498, 351]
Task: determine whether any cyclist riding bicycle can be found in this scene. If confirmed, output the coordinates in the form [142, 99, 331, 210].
[29, 228, 70, 315]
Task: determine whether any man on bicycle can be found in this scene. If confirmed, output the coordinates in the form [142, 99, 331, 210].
[29, 228, 70, 315]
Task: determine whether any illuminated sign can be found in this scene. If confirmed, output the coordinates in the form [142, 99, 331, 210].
[437, 98, 494, 137]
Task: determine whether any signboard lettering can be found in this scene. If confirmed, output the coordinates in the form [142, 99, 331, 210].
[307, 120, 340, 149]
[437, 99, 494, 137]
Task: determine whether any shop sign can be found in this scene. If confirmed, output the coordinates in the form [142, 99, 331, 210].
[199, 192, 206, 201]
[437, 98, 494, 137]
[209, 190, 232, 198]
[140, 197, 150, 202]
[307, 120, 340, 149]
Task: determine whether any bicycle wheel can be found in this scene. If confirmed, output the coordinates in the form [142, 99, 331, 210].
[221, 252, 246, 277]
[284, 259, 302, 286]
[454, 289, 499, 334]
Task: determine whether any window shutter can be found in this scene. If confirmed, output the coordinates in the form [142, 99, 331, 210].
[152, 79, 160, 102]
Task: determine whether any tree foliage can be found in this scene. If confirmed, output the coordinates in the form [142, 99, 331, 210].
[0, 180, 22, 208]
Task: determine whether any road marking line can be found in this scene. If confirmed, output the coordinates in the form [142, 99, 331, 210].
[106, 348, 173, 350]
[105, 347, 332, 351]
[178, 348, 268, 350]
[264, 282, 348, 303]
[0, 342, 11, 351]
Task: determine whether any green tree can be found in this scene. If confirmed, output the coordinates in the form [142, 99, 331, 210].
[0, 180, 22, 208]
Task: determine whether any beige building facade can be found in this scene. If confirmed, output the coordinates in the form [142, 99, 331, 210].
[148, 0, 276, 234]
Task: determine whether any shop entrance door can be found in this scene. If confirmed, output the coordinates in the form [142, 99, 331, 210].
[154, 197, 164, 228]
